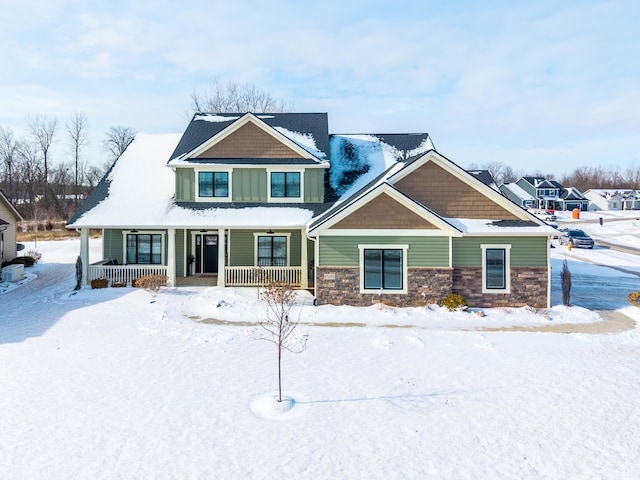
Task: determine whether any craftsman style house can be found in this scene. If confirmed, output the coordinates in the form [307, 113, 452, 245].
[0, 189, 23, 264]
[508, 177, 589, 212]
[68, 113, 554, 308]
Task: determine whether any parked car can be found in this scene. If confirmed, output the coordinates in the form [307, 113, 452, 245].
[559, 229, 594, 249]
[529, 208, 557, 222]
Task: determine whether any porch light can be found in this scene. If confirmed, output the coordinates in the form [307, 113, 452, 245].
[266, 229, 274, 234]
[130, 229, 138, 233]
[199, 229, 207, 232]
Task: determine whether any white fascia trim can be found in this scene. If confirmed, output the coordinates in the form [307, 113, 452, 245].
[194, 167, 233, 203]
[358, 244, 409, 295]
[480, 244, 511, 294]
[318, 229, 451, 236]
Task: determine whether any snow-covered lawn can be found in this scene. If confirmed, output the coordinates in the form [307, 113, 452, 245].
[1, 216, 640, 479]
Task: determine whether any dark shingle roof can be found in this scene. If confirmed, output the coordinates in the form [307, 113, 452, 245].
[67, 160, 116, 226]
[169, 113, 329, 162]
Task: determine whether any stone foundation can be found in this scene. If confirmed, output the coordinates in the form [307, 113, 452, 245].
[452, 266, 548, 308]
[315, 265, 548, 308]
[315, 266, 453, 307]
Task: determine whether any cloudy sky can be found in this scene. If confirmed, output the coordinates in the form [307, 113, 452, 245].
[1, 0, 638, 177]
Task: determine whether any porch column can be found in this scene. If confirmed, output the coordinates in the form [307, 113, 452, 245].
[217, 228, 226, 286]
[300, 228, 308, 289]
[167, 228, 176, 287]
[80, 228, 89, 286]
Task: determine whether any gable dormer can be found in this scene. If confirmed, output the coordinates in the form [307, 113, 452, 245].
[169, 113, 329, 204]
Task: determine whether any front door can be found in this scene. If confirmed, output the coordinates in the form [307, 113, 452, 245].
[194, 234, 218, 274]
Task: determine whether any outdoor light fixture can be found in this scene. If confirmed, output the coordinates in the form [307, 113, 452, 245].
[199, 229, 207, 233]
[266, 229, 274, 234]
[130, 229, 138, 233]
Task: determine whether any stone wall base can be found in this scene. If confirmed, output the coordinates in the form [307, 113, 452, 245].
[315, 266, 548, 309]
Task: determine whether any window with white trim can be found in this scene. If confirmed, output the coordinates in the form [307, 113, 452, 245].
[270, 172, 300, 198]
[126, 233, 163, 264]
[198, 171, 229, 198]
[481, 244, 511, 293]
[256, 235, 288, 266]
[359, 245, 408, 294]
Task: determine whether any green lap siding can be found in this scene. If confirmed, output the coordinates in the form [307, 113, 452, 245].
[318, 235, 450, 267]
[229, 229, 303, 266]
[452, 236, 548, 267]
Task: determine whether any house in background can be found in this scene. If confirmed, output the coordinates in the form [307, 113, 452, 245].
[514, 177, 589, 211]
[0, 189, 23, 264]
[584, 189, 640, 211]
[68, 112, 554, 308]
[499, 183, 537, 208]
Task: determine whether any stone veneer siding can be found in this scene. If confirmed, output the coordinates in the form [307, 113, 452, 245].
[315, 266, 453, 307]
[452, 266, 548, 308]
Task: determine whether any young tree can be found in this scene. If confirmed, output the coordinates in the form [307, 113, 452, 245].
[66, 112, 89, 206]
[27, 115, 57, 210]
[190, 78, 290, 114]
[103, 126, 136, 162]
[561, 259, 572, 306]
[257, 281, 306, 402]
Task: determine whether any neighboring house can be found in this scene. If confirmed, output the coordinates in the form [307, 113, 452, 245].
[0, 189, 23, 264]
[68, 112, 554, 308]
[515, 177, 589, 211]
[499, 183, 536, 208]
[584, 189, 640, 211]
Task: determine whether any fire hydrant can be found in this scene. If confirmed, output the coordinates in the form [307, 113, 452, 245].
[567, 242, 572, 251]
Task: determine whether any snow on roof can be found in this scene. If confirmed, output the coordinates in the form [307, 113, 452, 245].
[446, 218, 556, 235]
[69, 133, 316, 229]
[273, 126, 327, 159]
[502, 183, 536, 200]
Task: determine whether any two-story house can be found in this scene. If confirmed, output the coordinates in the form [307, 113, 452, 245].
[68, 112, 554, 308]
[513, 177, 589, 212]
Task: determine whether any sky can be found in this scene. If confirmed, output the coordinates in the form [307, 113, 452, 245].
[0, 0, 638, 178]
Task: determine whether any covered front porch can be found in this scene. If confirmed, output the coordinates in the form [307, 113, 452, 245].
[78, 226, 312, 289]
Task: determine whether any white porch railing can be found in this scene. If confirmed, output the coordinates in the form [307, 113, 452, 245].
[225, 266, 302, 287]
[88, 264, 168, 286]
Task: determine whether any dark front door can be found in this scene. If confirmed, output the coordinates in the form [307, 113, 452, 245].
[195, 234, 218, 274]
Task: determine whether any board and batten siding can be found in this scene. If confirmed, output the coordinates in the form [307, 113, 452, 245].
[175, 168, 195, 202]
[102, 229, 124, 263]
[452, 236, 548, 267]
[175, 229, 185, 277]
[232, 169, 267, 202]
[318, 235, 450, 267]
[229, 229, 303, 267]
[303, 168, 324, 203]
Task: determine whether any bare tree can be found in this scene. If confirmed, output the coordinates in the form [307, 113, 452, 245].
[103, 126, 136, 162]
[257, 281, 306, 402]
[27, 115, 57, 210]
[16, 140, 43, 218]
[0, 126, 18, 202]
[66, 112, 89, 206]
[191, 78, 290, 114]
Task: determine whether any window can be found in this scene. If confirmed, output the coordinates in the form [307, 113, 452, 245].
[198, 171, 229, 198]
[270, 172, 300, 198]
[359, 245, 408, 294]
[481, 244, 511, 293]
[257, 235, 287, 266]
[127, 233, 163, 264]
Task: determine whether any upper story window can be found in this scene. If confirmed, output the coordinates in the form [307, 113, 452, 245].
[198, 172, 229, 198]
[270, 172, 300, 198]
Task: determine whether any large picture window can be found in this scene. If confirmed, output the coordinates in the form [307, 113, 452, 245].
[270, 172, 300, 198]
[198, 171, 229, 198]
[481, 244, 511, 293]
[257, 235, 287, 266]
[359, 245, 408, 294]
[127, 233, 163, 264]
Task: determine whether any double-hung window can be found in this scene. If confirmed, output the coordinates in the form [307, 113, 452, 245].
[198, 171, 229, 198]
[127, 233, 163, 264]
[270, 172, 300, 198]
[481, 244, 511, 293]
[359, 245, 408, 294]
[256, 235, 288, 266]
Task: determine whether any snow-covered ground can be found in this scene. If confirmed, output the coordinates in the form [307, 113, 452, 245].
[1, 213, 640, 479]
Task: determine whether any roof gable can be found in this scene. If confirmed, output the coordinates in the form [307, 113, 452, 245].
[0, 189, 23, 221]
[168, 113, 329, 165]
[388, 151, 531, 221]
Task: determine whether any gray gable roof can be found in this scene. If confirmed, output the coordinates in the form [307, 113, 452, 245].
[168, 113, 330, 162]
